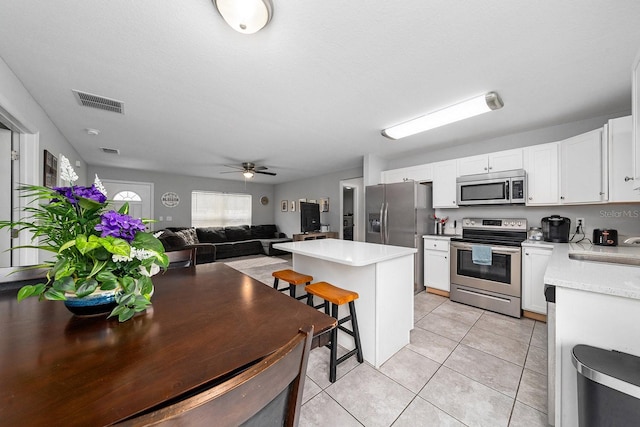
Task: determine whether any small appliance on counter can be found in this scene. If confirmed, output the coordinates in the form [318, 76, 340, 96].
[541, 215, 571, 243]
[593, 229, 618, 246]
[527, 226, 543, 241]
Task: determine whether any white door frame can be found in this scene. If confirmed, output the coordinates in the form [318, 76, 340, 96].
[0, 99, 39, 267]
[339, 177, 364, 242]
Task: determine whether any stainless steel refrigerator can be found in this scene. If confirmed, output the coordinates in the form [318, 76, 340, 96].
[366, 181, 434, 293]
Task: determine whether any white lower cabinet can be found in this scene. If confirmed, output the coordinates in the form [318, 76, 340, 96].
[423, 237, 450, 292]
[521, 245, 552, 314]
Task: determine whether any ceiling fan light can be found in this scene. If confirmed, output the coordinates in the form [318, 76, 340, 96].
[243, 170, 255, 179]
[382, 92, 504, 140]
[214, 0, 273, 34]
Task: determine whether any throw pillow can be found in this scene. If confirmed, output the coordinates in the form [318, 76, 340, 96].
[157, 229, 186, 251]
[175, 228, 198, 246]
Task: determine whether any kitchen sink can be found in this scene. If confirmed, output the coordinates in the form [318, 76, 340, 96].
[568, 251, 640, 266]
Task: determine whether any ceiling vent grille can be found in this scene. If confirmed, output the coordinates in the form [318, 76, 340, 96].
[72, 90, 124, 114]
[100, 147, 120, 155]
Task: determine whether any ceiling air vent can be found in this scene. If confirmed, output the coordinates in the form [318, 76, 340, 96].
[72, 90, 124, 114]
[100, 147, 120, 155]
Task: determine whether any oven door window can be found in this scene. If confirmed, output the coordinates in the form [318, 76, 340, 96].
[460, 182, 506, 201]
[456, 249, 511, 284]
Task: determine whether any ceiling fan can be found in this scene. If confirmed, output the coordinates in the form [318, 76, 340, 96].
[221, 162, 276, 178]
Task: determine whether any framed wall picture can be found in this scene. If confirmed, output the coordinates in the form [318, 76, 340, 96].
[320, 198, 330, 212]
[43, 150, 58, 188]
[308, 199, 317, 204]
[281, 200, 288, 212]
[290, 200, 296, 212]
[298, 198, 307, 204]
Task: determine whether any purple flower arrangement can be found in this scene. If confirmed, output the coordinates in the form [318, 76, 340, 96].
[0, 164, 169, 322]
[95, 211, 146, 243]
[54, 184, 107, 205]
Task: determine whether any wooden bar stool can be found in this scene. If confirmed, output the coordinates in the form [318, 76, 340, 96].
[272, 269, 313, 300]
[305, 281, 363, 382]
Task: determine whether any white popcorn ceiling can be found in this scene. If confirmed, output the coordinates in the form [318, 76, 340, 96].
[0, 0, 639, 183]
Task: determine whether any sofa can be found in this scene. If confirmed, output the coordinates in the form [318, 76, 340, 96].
[157, 224, 292, 263]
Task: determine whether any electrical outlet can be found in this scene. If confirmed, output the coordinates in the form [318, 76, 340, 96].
[576, 217, 585, 230]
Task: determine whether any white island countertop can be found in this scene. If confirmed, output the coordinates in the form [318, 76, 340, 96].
[544, 243, 640, 300]
[273, 239, 416, 267]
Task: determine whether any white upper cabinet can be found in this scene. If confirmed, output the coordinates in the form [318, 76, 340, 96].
[381, 164, 433, 184]
[457, 148, 523, 176]
[559, 128, 608, 204]
[608, 116, 640, 202]
[432, 160, 458, 208]
[524, 142, 559, 205]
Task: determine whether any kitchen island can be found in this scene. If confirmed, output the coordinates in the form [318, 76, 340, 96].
[545, 243, 640, 427]
[273, 239, 417, 368]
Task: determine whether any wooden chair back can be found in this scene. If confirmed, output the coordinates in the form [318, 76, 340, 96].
[118, 325, 314, 427]
[166, 248, 197, 269]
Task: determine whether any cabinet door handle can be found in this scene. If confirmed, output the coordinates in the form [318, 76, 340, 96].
[525, 253, 530, 256]
[625, 176, 635, 182]
[560, 196, 565, 200]
[484, 167, 488, 171]
[599, 192, 605, 195]
[528, 196, 533, 200]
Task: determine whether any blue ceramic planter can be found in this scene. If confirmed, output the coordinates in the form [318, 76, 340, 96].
[64, 290, 118, 317]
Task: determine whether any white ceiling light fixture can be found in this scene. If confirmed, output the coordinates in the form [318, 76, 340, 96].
[382, 92, 504, 140]
[243, 170, 255, 179]
[214, 0, 273, 34]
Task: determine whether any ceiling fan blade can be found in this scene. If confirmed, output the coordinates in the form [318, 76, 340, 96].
[254, 166, 268, 171]
[220, 170, 241, 174]
[223, 164, 245, 170]
[255, 170, 277, 176]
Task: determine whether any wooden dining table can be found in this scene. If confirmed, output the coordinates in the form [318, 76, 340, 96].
[0, 263, 336, 426]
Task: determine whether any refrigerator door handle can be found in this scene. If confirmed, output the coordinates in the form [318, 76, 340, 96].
[384, 202, 389, 244]
[379, 203, 384, 243]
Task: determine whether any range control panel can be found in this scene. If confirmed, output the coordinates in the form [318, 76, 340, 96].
[462, 218, 528, 231]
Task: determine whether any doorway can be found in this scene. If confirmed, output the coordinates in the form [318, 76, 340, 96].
[339, 177, 364, 241]
[0, 126, 12, 267]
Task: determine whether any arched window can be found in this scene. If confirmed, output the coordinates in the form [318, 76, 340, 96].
[113, 191, 142, 201]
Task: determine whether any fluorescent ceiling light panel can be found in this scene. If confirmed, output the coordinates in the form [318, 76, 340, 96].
[382, 92, 504, 140]
[214, 0, 273, 34]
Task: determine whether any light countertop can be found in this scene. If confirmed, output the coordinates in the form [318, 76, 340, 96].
[273, 239, 417, 267]
[544, 243, 640, 300]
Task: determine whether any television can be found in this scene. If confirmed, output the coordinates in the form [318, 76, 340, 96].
[300, 202, 321, 233]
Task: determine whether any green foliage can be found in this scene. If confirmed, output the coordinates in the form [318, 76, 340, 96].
[0, 184, 168, 322]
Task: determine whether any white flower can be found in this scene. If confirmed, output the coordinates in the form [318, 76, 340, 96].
[94, 174, 107, 197]
[112, 254, 132, 262]
[59, 155, 78, 184]
[131, 248, 155, 261]
[139, 264, 160, 277]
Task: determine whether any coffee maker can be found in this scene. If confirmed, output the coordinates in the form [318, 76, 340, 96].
[541, 215, 571, 243]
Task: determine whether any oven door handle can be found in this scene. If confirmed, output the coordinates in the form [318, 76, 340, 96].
[450, 241, 521, 254]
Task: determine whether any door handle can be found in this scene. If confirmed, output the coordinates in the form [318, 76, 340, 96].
[379, 203, 384, 242]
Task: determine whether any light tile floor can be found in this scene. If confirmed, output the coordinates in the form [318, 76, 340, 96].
[300, 292, 549, 427]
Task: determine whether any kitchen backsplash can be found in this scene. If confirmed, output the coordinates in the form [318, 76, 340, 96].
[436, 203, 640, 239]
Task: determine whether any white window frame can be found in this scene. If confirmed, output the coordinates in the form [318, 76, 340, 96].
[191, 191, 252, 228]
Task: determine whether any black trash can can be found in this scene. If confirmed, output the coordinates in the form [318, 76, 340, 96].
[572, 345, 640, 427]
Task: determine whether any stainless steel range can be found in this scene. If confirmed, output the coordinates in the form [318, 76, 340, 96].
[450, 218, 527, 318]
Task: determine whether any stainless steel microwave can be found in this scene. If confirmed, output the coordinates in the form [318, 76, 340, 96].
[456, 169, 526, 205]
